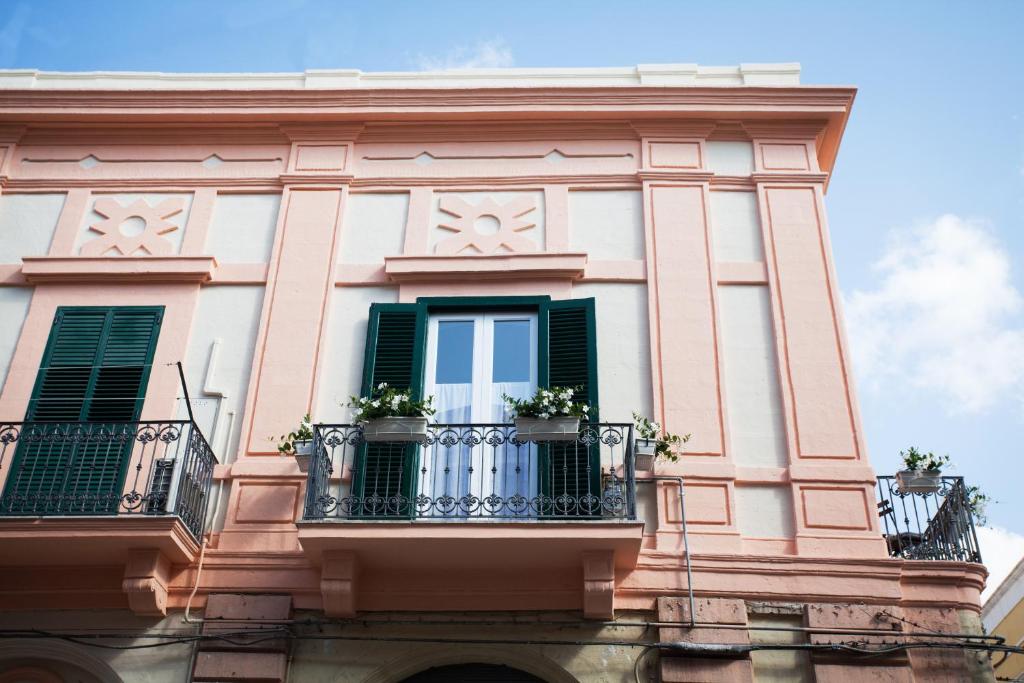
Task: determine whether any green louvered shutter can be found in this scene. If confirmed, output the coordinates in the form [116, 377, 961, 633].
[353, 303, 426, 517]
[2, 306, 162, 515]
[539, 298, 600, 515]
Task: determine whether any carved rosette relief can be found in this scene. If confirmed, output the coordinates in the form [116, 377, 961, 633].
[434, 194, 540, 255]
[78, 196, 187, 256]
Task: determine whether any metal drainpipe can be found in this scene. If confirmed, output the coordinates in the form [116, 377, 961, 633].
[636, 476, 696, 628]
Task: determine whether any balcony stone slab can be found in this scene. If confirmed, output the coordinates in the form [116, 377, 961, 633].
[0, 515, 201, 566]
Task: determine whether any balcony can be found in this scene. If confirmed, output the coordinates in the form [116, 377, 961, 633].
[876, 475, 982, 563]
[0, 420, 217, 567]
[296, 423, 645, 618]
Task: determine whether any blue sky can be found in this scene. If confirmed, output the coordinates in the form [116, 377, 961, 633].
[2, 1, 1022, 589]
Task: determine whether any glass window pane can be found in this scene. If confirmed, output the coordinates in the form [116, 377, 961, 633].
[435, 320, 474, 384]
[492, 319, 531, 382]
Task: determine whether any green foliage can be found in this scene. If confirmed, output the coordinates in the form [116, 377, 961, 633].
[274, 413, 314, 455]
[502, 386, 591, 419]
[966, 485, 992, 527]
[899, 446, 949, 472]
[348, 383, 435, 421]
[633, 412, 691, 462]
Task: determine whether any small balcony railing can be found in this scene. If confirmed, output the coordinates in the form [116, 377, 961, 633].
[876, 475, 982, 563]
[303, 423, 636, 521]
[0, 420, 217, 542]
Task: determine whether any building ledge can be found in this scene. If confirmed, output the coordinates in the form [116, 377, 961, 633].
[298, 520, 643, 569]
[0, 515, 201, 565]
[21, 256, 216, 284]
[297, 520, 643, 618]
[384, 253, 587, 282]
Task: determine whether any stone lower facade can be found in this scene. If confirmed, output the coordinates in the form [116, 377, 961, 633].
[0, 597, 994, 682]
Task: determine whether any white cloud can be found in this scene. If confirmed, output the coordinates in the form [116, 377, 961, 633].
[845, 214, 1024, 414]
[978, 526, 1024, 601]
[413, 38, 514, 71]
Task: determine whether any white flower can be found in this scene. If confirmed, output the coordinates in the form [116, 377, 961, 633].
[371, 400, 380, 408]
[582, 405, 589, 413]
[539, 412, 550, 419]
[377, 382, 388, 390]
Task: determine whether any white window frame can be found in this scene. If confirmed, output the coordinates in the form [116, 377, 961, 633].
[424, 312, 537, 423]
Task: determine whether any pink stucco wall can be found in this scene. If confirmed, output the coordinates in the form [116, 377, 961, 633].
[0, 81, 984, 646]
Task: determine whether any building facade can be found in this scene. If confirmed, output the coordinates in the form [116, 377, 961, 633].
[983, 557, 1024, 681]
[0, 64, 994, 681]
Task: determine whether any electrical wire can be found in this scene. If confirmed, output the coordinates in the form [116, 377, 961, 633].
[2, 627, 1022, 657]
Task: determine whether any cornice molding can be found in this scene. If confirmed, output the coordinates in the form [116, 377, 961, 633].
[279, 173, 354, 186]
[279, 123, 365, 141]
[4, 177, 283, 190]
[18, 124, 289, 145]
[743, 119, 830, 139]
[752, 171, 830, 185]
[384, 252, 587, 282]
[352, 174, 641, 188]
[630, 120, 717, 138]
[358, 120, 639, 143]
[22, 255, 217, 284]
[0, 125, 26, 143]
[0, 87, 857, 120]
[638, 169, 714, 183]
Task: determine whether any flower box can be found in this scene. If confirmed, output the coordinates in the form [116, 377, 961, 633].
[514, 416, 580, 442]
[634, 438, 657, 472]
[361, 416, 429, 444]
[895, 469, 942, 494]
[292, 440, 313, 473]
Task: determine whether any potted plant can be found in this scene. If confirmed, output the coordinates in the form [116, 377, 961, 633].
[348, 383, 435, 444]
[895, 447, 949, 494]
[503, 387, 589, 442]
[274, 413, 315, 472]
[966, 485, 991, 526]
[632, 412, 691, 472]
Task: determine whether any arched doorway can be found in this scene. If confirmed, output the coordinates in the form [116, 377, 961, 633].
[401, 663, 548, 683]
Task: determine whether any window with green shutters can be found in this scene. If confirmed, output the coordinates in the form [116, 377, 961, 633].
[1, 306, 163, 515]
[352, 304, 426, 517]
[353, 297, 598, 516]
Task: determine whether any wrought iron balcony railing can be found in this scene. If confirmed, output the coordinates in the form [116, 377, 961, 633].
[876, 475, 982, 563]
[0, 420, 217, 542]
[303, 423, 636, 521]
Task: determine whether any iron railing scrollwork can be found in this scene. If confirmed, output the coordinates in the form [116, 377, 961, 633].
[876, 475, 982, 563]
[0, 420, 218, 542]
[304, 422, 636, 521]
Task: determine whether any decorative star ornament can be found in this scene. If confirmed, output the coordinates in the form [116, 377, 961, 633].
[81, 197, 184, 256]
[435, 196, 538, 255]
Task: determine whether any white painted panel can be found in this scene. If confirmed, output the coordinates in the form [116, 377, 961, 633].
[718, 286, 787, 467]
[340, 193, 409, 264]
[0, 288, 33, 391]
[76, 192, 192, 255]
[429, 191, 545, 254]
[735, 485, 794, 538]
[568, 190, 644, 260]
[572, 283, 652, 423]
[706, 141, 754, 176]
[316, 286, 399, 423]
[710, 191, 764, 262]
[0, 193, 65, 263]
[206, 194, 280, 263]
[636, 481, 658, 535]
[177, 286, 264, 463]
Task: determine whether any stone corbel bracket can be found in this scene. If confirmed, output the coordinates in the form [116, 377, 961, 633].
[123, 548, 172, 616]
[321, 549, 358, 618]
[582, 549, 616, 619]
